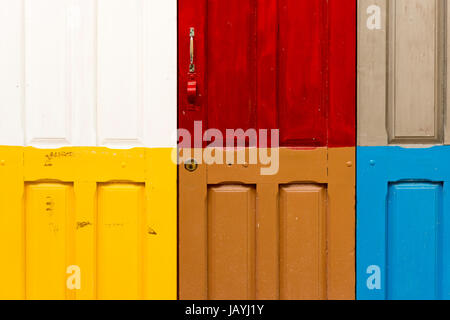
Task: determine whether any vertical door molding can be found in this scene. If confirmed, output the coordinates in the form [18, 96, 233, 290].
[358, 0, 388, 146]
[446, 0, 450, 144]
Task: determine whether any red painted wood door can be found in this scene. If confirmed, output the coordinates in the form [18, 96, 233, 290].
[178, 0, 355, 148]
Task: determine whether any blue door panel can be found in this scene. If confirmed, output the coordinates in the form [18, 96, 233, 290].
[357, 146, 450, 300]
[387, 183, 441, 300]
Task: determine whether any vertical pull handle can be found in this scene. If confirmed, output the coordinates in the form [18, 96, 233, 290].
[187, 27, 197, 104]
[189, 28, 195, 73]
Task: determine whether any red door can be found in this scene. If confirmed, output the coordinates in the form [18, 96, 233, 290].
[178, 0, 355, 147]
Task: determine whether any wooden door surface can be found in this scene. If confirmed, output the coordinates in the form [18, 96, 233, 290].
[179, 0, 356, 300]
[358, 0, 450, 300]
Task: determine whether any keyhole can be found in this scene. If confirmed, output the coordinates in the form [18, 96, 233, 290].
[184, 159, 198, 172]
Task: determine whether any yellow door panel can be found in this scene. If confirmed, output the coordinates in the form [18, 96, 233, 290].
[0, 147, 176, 300]
[97, 183, 145, 300]
[26, 183, 75, 300]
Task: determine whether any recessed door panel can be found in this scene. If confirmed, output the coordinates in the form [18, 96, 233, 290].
[207, 185, 256, 300]
[97, 183, 145, 300]
[387, 182, 442, 300]
[25, 183, 75, 300]
[280, 185, 327, 300]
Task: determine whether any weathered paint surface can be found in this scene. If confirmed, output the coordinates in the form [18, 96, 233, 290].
[178, 0, 356, 148]
[180, 147, 355, 300]
[0, 147, 177, 300]
[357, 146, 450, 300]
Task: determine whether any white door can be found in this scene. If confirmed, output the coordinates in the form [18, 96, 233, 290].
[0, 0, 176, 149]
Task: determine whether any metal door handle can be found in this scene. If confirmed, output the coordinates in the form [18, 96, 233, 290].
[189, 28, 195, 73]
[187, 27, 197, 104]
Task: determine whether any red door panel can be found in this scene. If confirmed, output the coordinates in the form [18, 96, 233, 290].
[178, 0, 355, 148]
[278, 0, 327, 146]
[206, 0, 256, 135]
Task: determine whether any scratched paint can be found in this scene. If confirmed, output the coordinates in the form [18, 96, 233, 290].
[357, 146, 450, 300]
